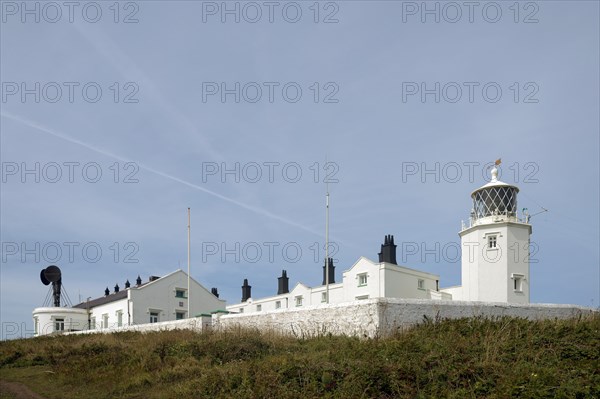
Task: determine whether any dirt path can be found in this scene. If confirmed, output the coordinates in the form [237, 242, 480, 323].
[0, 380, 47, 399]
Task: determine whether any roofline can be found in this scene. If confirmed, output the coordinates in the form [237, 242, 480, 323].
[459, 220, 532, 236]
[381, 262, 440, 279]
[74, 269, 226, 308]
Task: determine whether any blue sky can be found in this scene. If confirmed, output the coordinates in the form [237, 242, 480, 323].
[1, 1, 599, 339]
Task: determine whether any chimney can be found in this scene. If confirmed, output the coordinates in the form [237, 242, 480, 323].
[136, 275, 142, 286]
[211, 287, 219, 298]
[241, 279, 251, 302]
[322, 258, 335, 285]
[277, 270, 289, 295]
[114, 283, 120, 293]
[104, 287, 110, 296]
[378, 234, 397, 265]
[125, 279, 131, 289]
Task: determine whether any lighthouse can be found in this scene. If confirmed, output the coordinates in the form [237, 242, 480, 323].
[444, 160, 532, 303]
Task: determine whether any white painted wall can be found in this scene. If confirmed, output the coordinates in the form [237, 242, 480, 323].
[343, 257, 383, 300]
[382, 263, 439, 299]
[36, 299, 597, 340]
[33, 270, 226, 336]
[32, 307, 88, 336]
[88, 298, 129, 330]
[226, 282, 348, 314]
[66, 316, 212, 336]
[459, 221, 531, 303]
[441, 285, 462, 300]
[216, 298, 597, 338]
[129, 270, 226, 324]
[226, 257, 443, 313]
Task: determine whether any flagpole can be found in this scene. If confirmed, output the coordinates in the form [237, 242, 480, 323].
[187, 207, 191, 318]
[325, 179, 330, 304]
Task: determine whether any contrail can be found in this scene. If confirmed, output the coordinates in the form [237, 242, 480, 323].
[1, 111, 325, 238]
[71, 22, 224, 161]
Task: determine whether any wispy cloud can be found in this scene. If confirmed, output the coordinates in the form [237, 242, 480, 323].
[72, 22, 224, 161]
[1, 111, 326, 238]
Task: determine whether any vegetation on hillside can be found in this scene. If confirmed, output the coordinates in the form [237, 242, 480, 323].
[1, 315, 598, 398]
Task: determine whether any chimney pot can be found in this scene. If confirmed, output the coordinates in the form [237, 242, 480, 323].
[241, 279, 252, 302]
[378, 234, 397, 265]
[278, 269, 290, 294]
[322, 258, 335, 285]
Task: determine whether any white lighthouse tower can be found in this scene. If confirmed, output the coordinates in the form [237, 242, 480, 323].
[444, 160, 532, 303]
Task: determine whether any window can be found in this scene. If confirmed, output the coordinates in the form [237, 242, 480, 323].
[239, 308, 244, 313]
[358, 273, 368, 286]
[176, 311, 185, 320]
[102, 314, 109, 328]
[512, 274, 524, 292]
[175, 289, 186, 298]
[321, 292, 327, 303]
[34, 317, 39, 334]
[275, 301, 281, 309]
[90, 317, 96, 329]
[256, 304, 262, 312]
[295, 296, 303, 307]
[150, 312, 159, 323]
[488, 235, 497, 249]
[117, 311, 123, 327]
[418, 279, 425, 290]
[54, 318, 64, 332]
[179, 301, 184, 307]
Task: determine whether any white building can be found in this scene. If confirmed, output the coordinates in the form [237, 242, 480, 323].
[227, 240, 448, 314]
[32, 161, 534, 334]
[441, 164, 532, 303]
[33, 270, 226, 336]
[227, 163, 532, 313]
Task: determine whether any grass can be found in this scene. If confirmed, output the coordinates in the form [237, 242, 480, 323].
[0, 315, 598, 398]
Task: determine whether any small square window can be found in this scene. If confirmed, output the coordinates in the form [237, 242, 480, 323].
[295, 296, 303, 307]
[418, 279, 425, 290]
[513, 275, 523, 292]
[488, 235, 497, 249]
[256, 304, 262, 312]
[239, 308, 244, 313]
[321, 292, 327, 302]
[358, 273, 368, 286]
[275, 301, 281, 309]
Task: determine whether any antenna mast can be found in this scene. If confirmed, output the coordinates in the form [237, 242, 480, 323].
[187, 208, 191, 318]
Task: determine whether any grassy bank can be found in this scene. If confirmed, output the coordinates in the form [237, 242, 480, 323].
[1, 315, 598, 398]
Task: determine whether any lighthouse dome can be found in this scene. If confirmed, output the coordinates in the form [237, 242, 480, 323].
[470, 165, 519, 222]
